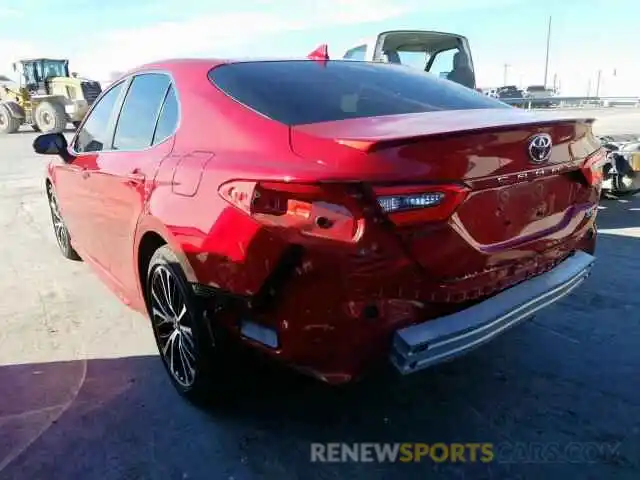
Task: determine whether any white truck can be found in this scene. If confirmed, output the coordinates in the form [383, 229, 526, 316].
[338, 30, 476, 89]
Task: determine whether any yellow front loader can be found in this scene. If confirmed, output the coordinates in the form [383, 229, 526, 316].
[0, 58, 102, 134]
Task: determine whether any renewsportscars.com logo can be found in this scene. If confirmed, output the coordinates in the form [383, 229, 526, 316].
[311, 443, 493, 463]
[310, 442, 621, 464]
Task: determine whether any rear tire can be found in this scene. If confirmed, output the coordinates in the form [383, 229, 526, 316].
[47, 183, 81, 261]
[34, 101, 67, 133]
[0, 105, 21, 134]
[147, 245, 227, 405]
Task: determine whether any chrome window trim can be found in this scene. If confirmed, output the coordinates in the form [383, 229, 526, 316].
[69, 69, 182, 157]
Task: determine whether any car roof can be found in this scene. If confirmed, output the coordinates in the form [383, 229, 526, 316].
[125, 57, 317, 74]
[120, 57, 367, 79]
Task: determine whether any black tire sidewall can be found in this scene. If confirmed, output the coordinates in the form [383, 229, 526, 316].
[47, 184, 81, 260]
[147, 246, 218, 400]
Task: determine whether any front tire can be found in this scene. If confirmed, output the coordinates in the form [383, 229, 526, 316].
[47, 183, 81, 261]
[147, 246, 223, 404]
[34, 101, 67, 133]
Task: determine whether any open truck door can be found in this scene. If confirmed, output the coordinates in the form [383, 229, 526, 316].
[342, 30, 476, 89]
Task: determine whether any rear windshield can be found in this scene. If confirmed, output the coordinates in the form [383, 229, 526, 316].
[209, 60, 508, 126]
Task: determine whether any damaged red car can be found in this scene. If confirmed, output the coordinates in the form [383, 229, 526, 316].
[33, 58, 603, 403]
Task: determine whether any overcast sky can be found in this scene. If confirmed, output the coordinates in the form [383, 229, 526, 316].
[0, 0, 636, 96]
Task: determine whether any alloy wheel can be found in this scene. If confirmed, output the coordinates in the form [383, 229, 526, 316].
[48, 185, 70, 251]
[150, 265, 198, 388]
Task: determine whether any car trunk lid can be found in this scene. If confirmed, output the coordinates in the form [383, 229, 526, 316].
[290, 109, 602, 282]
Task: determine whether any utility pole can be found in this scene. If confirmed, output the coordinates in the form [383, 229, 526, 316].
[503, 63, 510, 86]
[543, 15, 552, 88]
[595, 69, 602, 97]
[587, 78, 591, 97]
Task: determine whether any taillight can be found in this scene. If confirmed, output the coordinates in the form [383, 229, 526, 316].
[580, 148, 607, 186]
[218, 180, 364, 243]
[373, 184, 470, 226]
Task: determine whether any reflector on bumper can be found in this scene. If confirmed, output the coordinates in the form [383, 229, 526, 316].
[390, 250, 595, 374]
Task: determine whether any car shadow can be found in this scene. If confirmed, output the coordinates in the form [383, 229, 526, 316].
[3, 269, 640, 480]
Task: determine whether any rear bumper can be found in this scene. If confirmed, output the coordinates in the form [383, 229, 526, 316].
[390, 250, 595, 374]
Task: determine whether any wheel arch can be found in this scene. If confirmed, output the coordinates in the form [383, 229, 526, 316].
[134, 218, 199, 313]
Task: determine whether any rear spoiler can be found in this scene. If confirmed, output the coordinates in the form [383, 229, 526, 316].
[294, 112, 599, 153]
[307, 44, 330, 62]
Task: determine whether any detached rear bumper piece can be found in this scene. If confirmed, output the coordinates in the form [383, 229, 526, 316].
[390, 250, 595, 374]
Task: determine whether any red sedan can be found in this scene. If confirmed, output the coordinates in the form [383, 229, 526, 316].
[33, 58, 602, 403]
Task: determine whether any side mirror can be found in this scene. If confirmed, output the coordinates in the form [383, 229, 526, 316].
[32, 133, 74, 163]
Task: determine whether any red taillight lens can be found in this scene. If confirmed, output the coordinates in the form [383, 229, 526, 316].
[580, 148, 607, 186]
[373, 184, 470, 226]
[218, 181, 363, 243]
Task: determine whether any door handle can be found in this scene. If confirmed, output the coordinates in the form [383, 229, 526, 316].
[69, 165, 89, 178]
[72, 166, 89, 179]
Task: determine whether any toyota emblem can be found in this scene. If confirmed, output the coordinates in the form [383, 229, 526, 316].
[528, 133, 552, 163]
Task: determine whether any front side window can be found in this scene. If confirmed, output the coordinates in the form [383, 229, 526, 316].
[74, 81, 126, 153]
[113, 73, 172, 151]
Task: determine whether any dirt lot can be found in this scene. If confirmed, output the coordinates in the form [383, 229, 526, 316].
[0, 121, 639, 479]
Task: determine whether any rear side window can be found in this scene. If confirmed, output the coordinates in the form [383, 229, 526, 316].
[113, 73, 171, 150]
[209, 60, 507, 126]
[152, 85, 179, 145]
